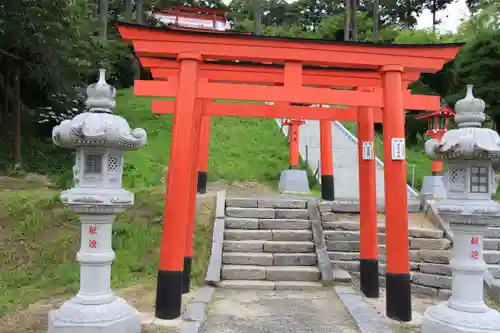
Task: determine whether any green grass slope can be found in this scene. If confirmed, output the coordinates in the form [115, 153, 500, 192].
[113, 89, 291, 189]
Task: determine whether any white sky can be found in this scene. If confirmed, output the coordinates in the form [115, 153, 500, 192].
[416, 0, 471, 33]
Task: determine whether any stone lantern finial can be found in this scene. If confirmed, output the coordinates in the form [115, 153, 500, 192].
[454, 84, 486, 128]
[85, 68, 116, 113]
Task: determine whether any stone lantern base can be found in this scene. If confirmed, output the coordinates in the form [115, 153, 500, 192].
[48, 296, 141, 333]
[420, 175, 447, 205]
[279, 169, 310, 194]
[422, 302, 500, 333]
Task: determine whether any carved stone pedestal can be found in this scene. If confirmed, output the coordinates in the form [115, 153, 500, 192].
[48, 297, 140, 333]
[422, 216, 500, 333]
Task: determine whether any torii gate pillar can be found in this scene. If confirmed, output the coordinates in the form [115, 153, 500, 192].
[381, 65, 412, 321]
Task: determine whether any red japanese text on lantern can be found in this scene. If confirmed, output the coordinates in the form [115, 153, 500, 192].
[471, 250, 479, 260]
[89, 240, 97, 249]
[471, 237, 480, 245]
[88, 225, 97, 235]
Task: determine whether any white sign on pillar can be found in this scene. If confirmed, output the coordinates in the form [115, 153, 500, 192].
[391, 138, 405, 160]
[362, 142, 374, 160]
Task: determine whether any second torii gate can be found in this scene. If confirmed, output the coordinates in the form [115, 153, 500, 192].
[114, 22, 462, 323]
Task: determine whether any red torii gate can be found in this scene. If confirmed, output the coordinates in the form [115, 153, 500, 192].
[114, 22, 462, 323]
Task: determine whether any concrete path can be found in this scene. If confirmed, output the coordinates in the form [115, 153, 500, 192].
[200, 289, 360, 333]
[277, 118, 419, 200]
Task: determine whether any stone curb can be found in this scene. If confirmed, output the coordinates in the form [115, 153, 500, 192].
[141, 287, 216, 333]
[424, 199, 500, 301]
[308, 200, 350, 285]
[205, 218, 225, 285]
[334, 286, 392, 333]
[180, 287, 215, 333]
[215, 190, 226, 218]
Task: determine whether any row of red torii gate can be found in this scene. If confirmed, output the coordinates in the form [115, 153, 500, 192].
[113, 21, 463, 323]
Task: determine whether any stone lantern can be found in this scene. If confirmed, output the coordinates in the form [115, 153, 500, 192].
[49, 69, 147, 333]
[421, 85, 500, 333]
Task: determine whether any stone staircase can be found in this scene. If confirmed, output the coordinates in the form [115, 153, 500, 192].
[215, 195, 500, 298]
[323, 217, 500, 299]
[219, 197, 324, 290]
[322, 218, 454, 298]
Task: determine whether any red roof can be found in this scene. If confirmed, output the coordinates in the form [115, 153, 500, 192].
[416, 105, 455, 119]
[153, 5, 227, 17]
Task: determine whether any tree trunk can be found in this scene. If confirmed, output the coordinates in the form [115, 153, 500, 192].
[13, 65, 21, 167]
[99, 0, 109, 42]
[432, 0, 437, 32]
[2, 66, 11, 134]
[350, 0, 358, 41]
[253, 0, 262, 35]
[344, 0, 351, 41]
[125, 0, 133, 22]
[373, 0, 380, 42]
[134, 0, 144, 80]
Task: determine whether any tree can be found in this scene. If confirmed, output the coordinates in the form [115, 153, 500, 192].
[423, 0, 454, 32]
[253, 0, 262, 35]
[451, 30, 500, 133]
[100, 0, 109, 41]
[373, 0, 380, 41]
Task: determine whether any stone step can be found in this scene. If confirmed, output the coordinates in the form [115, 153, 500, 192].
[225, 207, 309, 220]
[259, 219, 312, 230]
[221, 265, 320, 281]
[485, 227, 500, 239]
[225, 197, 307, 209]
[224, 229, 312, 242]
[223, 252, 273, 266]
[331, 260, 418, 274]
[419, 249, 500, 265]
[223, 252, 316, 266]
[273, 253, 317, 266]
[412, 272, 452, 289]
[224, 230, 273, 241]
[326, 238, 451, 252]
[225, 218, 312, 230]
[223, 240, 315, 253]
[218, 280, 324, 290]
[322, 222, 444, 239]
[484, 238, 500, 251]
[350, 271, 452, 300]
[417, 263, 500, 279]
[323, 230, 451, 249]
[226, 207, 276, 219]
[264, 241, 315, 253]
[328, 250, 422, 263]
[223, 240, 266, 253]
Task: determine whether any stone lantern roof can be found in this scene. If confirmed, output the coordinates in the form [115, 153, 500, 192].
[52, 69, 147, 150]
[425, 85, 500, 161]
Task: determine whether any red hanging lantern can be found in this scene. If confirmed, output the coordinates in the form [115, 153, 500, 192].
[417, 104, 455, 175]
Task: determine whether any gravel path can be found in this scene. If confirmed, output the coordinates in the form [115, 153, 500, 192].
[200, 289, 359, 333]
